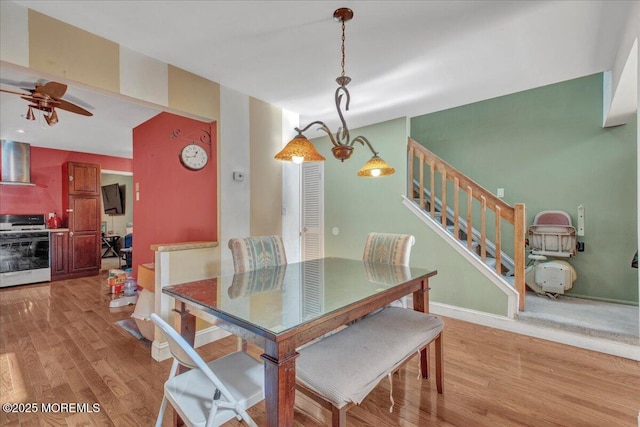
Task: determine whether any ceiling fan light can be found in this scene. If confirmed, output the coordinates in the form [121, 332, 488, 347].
[26, 106, 35, 121]
[47, 109, 59, 125]
[357, 155, 395, 178]
[44, 112, 56, 126]
[275, 134, 326, 163]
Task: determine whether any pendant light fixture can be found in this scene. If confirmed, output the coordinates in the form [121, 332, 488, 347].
[274, 7, 395, 178]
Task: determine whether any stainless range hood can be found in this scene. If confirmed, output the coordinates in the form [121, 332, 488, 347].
[1, 140, 34, 186]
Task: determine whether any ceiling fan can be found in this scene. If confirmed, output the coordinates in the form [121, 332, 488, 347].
[0, 81, 92, 126]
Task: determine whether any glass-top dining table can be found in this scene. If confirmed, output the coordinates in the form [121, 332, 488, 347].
[162, 257, 437, 427]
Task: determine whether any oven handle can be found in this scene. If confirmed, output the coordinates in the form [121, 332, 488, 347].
[2, 271, 33, 277]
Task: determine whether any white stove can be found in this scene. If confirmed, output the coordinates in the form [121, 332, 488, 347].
[0, 214, 51, 287]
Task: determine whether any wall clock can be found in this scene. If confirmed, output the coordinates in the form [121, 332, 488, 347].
[179, 144, 209, 170]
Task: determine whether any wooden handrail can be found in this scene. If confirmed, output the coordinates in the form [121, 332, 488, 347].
[410, 139, 515, 223]
[408, 138, 526, 311]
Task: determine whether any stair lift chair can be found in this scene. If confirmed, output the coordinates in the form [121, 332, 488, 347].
[526, 210, 578, 298]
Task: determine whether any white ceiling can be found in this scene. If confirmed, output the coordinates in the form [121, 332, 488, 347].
[1, 1, 636, 158]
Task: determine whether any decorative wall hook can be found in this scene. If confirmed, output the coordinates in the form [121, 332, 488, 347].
[169, 128, 212, 147]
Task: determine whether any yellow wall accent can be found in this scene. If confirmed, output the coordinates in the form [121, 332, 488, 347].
[168, 65, 220, 121]
[249, 97, 283, 236]
[28, 10, 119, 93]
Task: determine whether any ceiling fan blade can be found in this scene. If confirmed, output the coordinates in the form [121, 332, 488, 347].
[55, 99, 93, 116]
[35, 81, 67, 99]
[0, 88, 30, 96]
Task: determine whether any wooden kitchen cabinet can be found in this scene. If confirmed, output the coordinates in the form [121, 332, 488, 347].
[67, 162, 100, 195]
[50, 230, 69, 279]
[62, 162, 101, 279]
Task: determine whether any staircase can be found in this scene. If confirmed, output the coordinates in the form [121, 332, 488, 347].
[416, 187, 515, 277]
[406, 138, 527, 311]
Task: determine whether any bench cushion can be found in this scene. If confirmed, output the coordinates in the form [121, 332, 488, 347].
[296, 307, 443, 409]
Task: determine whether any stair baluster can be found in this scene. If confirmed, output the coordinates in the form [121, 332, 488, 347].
[407, 138, 527, 311]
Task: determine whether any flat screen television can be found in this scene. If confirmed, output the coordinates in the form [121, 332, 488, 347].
[101, 183, 125, 215]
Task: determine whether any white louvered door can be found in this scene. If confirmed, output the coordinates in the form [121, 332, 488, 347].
[301, 162, 324, 261]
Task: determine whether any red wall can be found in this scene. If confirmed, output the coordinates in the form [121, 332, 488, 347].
[133, 112, 217, 271]
[0, 146, 132, 220]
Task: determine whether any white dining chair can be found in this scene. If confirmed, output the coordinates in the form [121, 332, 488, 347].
[150, 313, 264, 427]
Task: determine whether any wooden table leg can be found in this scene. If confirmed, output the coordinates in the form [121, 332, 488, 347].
[261, 341, 299, 427]
[174, 301, 197, 348]
[413, 277, 430, 379]
[172, 301, 196, 426]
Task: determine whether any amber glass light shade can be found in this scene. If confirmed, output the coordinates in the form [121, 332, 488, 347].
[357, 155, 395, 177]
[274, 135, 326, 162]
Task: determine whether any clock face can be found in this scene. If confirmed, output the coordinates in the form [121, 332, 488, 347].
[179, 144, 209, 170]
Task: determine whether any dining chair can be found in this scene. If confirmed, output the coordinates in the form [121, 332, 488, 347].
[228, 235, 288, 350]
[228, 235, 288, 273]
[150, 313, 264, 427]
[363, 232, 415, 308]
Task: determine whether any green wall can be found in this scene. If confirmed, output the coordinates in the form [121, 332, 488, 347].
[411, 73, 638, 305]
[317, 117, 510, 316]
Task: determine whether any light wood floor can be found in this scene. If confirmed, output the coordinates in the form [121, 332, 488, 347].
[1, 272, 639, 427]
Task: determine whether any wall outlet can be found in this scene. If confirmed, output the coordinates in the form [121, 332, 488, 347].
[497, 188, 505, 198]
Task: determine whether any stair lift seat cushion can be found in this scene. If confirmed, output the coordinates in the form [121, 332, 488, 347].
[228, 235, 287, 273]
[296, 307, 443, 409]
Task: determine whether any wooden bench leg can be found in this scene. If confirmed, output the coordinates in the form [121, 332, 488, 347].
[435, 332, 444, 393]
[331, 406, 347, 427]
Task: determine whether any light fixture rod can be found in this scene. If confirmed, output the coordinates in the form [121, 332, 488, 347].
[275, 7, 395, 176]
[352, 135, 378, 156]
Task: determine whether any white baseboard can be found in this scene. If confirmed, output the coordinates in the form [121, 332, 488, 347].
[151, 325, 231, 361]
[430, 302, 640, 361]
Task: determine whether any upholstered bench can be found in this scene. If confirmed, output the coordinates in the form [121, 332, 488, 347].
[296, 307, 444, 427]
